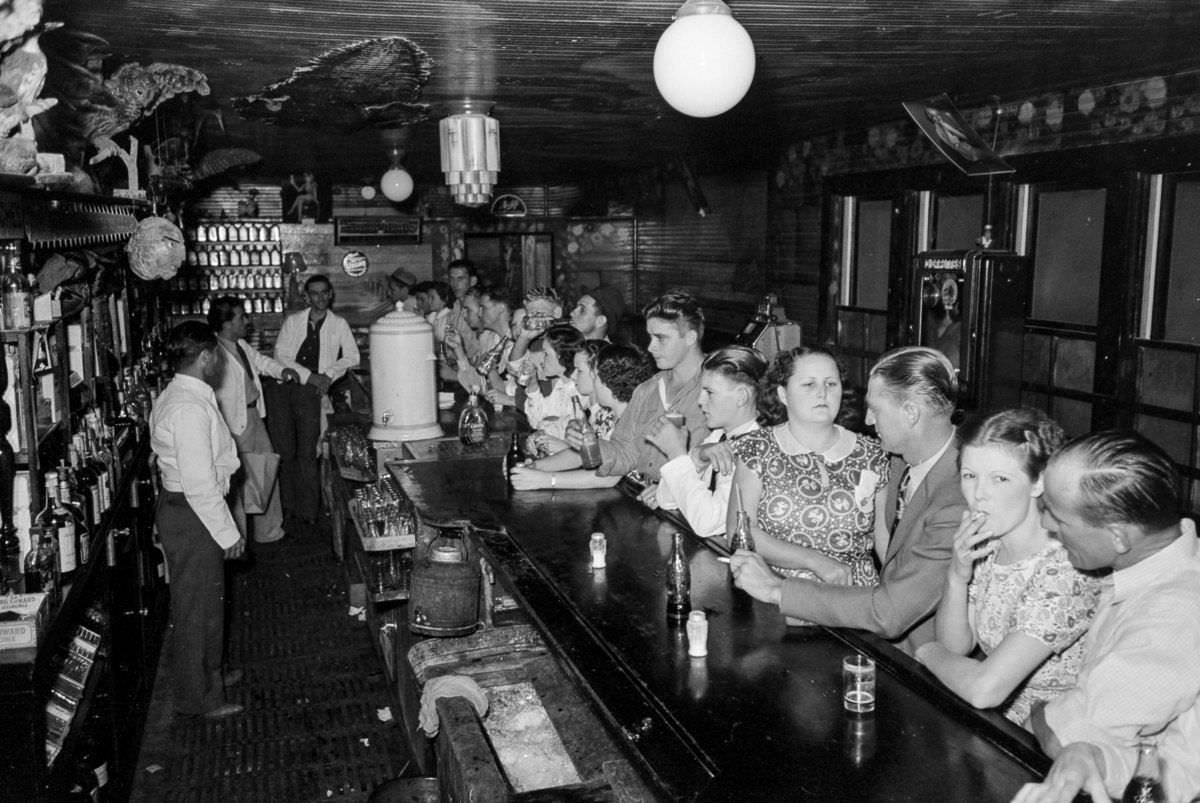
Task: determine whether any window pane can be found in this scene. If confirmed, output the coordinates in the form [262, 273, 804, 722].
[1163, 181, 1200, 343]
[1031, 189, 1106, 325]
[935, 194, 984, 251]
[854, 200, 891, 310]
[1137, 346, 1195, 411]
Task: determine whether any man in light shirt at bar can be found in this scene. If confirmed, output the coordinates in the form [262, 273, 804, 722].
[564, 289, 709, 492]
[1012, 431, 1200, 803]
[150, 321, 245, 720]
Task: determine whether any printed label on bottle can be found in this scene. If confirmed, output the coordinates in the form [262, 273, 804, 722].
[4, 292, 30, 328]
[58, 524, 76, 572]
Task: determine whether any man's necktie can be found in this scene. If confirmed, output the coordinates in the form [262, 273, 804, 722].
[708, 432, 728, 492]
[891, 467, 912, 533]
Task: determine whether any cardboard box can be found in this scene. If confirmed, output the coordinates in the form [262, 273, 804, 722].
[0, 592, 49, 651]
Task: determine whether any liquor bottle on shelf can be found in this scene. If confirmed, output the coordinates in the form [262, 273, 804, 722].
[82, 427, 112, 519]
[33, 524, 59, 604]
[57, 470, 90, 568]
[1122, 740, 1166, 803]
[573, 397, 602, 470]
[0, 408, 18, 591]
[1, 240, 32, 329]
[23, 529, 40, 592]
[665, 530, 691, 622]
[0, 521, 19, 593]
[70, 439, 101, 528]
[38, 471, 77, 588]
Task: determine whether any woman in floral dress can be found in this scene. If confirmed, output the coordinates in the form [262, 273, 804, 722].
[915, 408, 1102, 725]
[729, 346, 889, 588]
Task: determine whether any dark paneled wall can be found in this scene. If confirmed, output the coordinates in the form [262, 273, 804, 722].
[636, 172, 769, 337]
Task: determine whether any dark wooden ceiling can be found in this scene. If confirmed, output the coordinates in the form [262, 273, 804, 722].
[36, 0, 1200, 189]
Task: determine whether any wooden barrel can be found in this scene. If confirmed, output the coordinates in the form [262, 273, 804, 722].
[408, 538, 480, 636]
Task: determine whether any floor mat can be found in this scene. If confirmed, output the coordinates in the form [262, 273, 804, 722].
[130, 529, 409, 802]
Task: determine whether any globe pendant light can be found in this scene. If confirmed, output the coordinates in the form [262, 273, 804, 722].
[653, 0, 755, 118]
[439, 100, 500, 207]
[380, 134, 414, 203]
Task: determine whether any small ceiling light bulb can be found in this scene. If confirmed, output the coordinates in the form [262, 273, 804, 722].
[380, 167, 413, 202]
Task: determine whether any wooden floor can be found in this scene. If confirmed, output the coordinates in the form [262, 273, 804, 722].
[129, 525, 411, 802]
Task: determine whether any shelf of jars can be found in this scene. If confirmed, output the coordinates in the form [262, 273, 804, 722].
[185, 220, 282, 273]
[163, 267, 285, 316]
[189, 221, 281, 247]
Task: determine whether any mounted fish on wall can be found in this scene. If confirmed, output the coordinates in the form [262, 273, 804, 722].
[232, 36, 432, 130]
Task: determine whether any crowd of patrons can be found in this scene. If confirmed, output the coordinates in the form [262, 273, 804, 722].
[427, 259, 1199, 803]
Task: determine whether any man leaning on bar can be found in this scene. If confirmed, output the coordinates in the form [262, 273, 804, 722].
[1012, 431, 1200, 803]
[729, 345, 964, 654]
[564, 289, 709, 490]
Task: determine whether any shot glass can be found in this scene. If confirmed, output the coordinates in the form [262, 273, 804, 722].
[664, 411, 686, 428]
[842, 654, 876, 713]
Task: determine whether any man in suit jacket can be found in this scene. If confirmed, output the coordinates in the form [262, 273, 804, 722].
[209, 296, 299, 543]
[730, 346, 965, 654]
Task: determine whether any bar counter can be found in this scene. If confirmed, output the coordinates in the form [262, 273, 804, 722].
[387, 439, 1051, 802]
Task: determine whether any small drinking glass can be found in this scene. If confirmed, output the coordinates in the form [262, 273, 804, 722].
[842, 654, 876, 713]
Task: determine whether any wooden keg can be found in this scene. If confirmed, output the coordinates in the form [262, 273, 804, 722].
[408, 530, 480, 637]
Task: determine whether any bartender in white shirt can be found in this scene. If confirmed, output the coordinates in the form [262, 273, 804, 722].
[272, 274, 360, 525]
[150, 321, 245, 720]
[647, 346, 767, 537]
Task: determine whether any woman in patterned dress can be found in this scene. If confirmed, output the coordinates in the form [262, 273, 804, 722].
[915, 408, 1102, 726]
[728, 346, 890, 588]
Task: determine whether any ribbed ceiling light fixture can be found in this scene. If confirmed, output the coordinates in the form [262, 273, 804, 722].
[653, 0, 756, 118]
[439, 100, 500, 207]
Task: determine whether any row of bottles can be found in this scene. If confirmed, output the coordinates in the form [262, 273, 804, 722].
[169, 296, 285, 317]
[13, 414, 127, 599]
[190, 222, 280, 243]
[186, 243, 282, 268]
[171, 267, 285, 293]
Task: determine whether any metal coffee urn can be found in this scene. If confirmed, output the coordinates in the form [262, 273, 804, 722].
[368, 308, 443, 442]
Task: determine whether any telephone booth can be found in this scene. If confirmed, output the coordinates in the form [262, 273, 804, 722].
[910, 250, 1029, 412]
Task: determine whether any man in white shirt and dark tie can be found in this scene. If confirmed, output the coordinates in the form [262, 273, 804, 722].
[150, 322, 245, 719]
[271, 274, 360, 526]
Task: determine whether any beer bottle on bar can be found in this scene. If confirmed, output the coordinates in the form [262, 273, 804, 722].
[1122, 740, 1166, 803]
[504, 432, 522, 485]
[573, 397, 602, 470]
[729, 509, 755, 552]
[665, 531, 691, 622]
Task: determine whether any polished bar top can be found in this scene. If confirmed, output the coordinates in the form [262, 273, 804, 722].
[390, 450, 1049, 802]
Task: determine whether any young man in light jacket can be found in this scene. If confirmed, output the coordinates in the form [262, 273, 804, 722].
[271, 274, 360, 526]
[209, 296, 299, 543]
